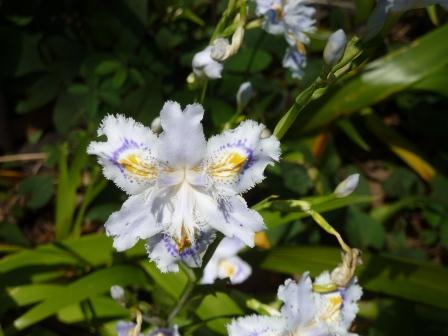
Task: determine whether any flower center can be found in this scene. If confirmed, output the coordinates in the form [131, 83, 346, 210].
[219, 259, 237, 278]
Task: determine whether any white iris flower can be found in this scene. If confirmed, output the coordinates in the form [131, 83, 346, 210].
[227, 272, 362, 336]
[255, 0, 316, 44]
[254, 0, 315, 78]
[88, 101, 280, 272]
[201, 237, 252, 284]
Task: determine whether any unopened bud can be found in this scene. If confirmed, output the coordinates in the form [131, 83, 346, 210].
[211, 38, 230, 62]
[260, 127, 272, 139]
[236, 81, 253, 109]
[151, 117, 162, 134]
[323, 29, 347, 66]
[334, 173, 359, 198]
[110, 285, 125, 301]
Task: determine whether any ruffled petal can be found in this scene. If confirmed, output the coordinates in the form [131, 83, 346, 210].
[278, 273, 316, 330]
[88, 114, 158, 195]
[158, 101, 207, 168]
[341, 277, 362, 330]
[196, 193, 265, 247]
[145, 230, 215, 273]
[105, 193, 164, 251]
[205, 120, 280, 196]
[227, 315, 286, 336]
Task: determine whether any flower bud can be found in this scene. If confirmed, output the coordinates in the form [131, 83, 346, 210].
[110, 285, 125, 301]
[334, 173, 360, 198]
[323, 29, 347, 66]
[260, 127, 272, 139]
[151, 117, 162, 134]
[236, 81, 253, 109]
[211, 38, 230, 61]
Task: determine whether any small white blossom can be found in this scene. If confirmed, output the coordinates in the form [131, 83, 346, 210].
[211, 38, 231, 61]
[227, 271, 362, 336]
[323, 29, 347, 66]
[88, 101, 280, 272]
[282, 46, 307, 79]
[334, 173, 360, 198]
[192, 46, 223, 79]
[201, 237, 252, 285]
[255, 0, 316, 44]
[236, 82, 254, 109]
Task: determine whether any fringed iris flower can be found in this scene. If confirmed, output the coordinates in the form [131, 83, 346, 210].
[88, 101, 280, 272]
[255, 0, 316, 78]
[227, 272, 362, 336]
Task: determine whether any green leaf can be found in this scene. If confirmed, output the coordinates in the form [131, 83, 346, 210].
[225, 48, 272, 73]
[139, 261, 188, 299]
[345, 206, 386, 249]
[111, 67, 127, 89]
[7, 284, 63, 306]
[57, 296, 128, 323]
[261, 246, 448, 309]
[68, 84, 90, 95]
[17, 175, 53, 210]
[95, 60, 121, 75]
[16, 74, 59, 114]
[196, 292, 244, 335]
[0, 234, 113, 274]
[296, 23, 448, 133]
[13, 265, 148, 330]
[256, 194, 372, 229]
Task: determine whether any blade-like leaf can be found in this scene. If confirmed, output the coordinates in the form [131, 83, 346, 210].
[296, 23, 448, 133]
[13, 265, 148, 330]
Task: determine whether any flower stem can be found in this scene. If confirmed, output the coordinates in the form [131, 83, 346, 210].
[167, 263, 197, 324]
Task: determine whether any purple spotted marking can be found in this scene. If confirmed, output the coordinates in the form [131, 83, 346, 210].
[163, 232, 205, 258]
[110, 138, 150, 174]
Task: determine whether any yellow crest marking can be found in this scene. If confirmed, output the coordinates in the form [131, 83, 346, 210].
[119, 154, 157, 178]
[208, 152, 247, 179]
[219, 260, 237, 278]
[175, 226, 192, 252]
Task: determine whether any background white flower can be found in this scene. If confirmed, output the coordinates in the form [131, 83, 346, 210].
[227, 272, 362, 336]
[201, 237, 252, 284]
[192, 46, 224, 79]
[149, 325, 180, 336]
[88, 101, 280, 272]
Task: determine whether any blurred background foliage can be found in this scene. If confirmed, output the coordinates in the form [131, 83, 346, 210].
[0, 0, 448, 335]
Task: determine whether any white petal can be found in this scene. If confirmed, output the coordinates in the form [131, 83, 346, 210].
[227, 315, 286, 336]
[196, 193, 265, 247]
[145, 230, 215, 273]
[105, 193, 164, 251]
[219, 256, 252, 284]
[158, 101, 207, 168]
[200, 255, 220, 284]
[149, 326, 180, 336]
[214, 237, 246, 259]
[277, 273, 316, 330]
[236, 81, 253, 109]
[192, 46, 223, 79]
[205, 120, 280, 195]
[341, 278, 362, 329]
[87, 114, 158, 195]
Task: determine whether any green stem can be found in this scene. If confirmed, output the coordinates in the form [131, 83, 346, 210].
[245, 31, 266, 78]
[167, 263, 197, 324]
[200, 80, 208, 104]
